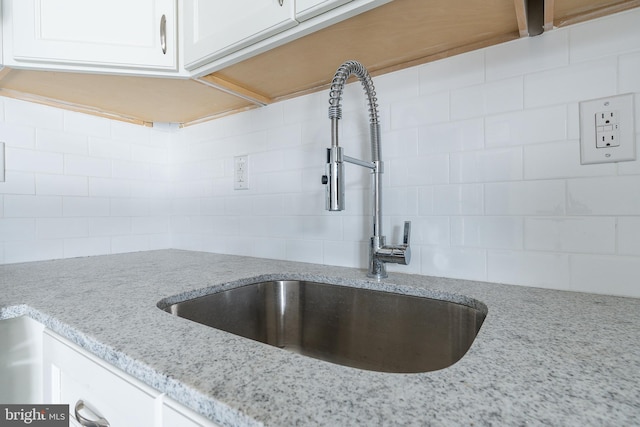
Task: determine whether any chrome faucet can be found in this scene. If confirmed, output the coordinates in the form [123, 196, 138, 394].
[321, 60, 411, 279]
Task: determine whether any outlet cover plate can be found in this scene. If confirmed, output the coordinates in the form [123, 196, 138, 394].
[579, 93, 636, 164]
[234, 155, 249, 190]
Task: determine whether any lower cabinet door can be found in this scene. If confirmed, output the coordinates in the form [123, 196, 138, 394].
[42, 330, 160, 427]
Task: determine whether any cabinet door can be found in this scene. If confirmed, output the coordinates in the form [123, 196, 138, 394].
[182, 0, 297, 70]
[0, 317, 44, 404]
[43, 331, 160, 427]
[7, 0, 177, 72]
[296, 0, 352, 21]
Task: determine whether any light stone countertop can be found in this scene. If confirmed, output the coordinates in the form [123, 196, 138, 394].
[1, 249, 639, 426]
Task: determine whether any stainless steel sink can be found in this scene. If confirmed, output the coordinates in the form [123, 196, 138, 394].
[160, 280, 486, 373]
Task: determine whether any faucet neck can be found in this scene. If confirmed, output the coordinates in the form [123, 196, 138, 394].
[328, 60, 381, 162]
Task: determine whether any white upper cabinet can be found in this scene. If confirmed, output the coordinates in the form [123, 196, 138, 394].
[183, 0, 391, 75]
[182, 0, 297, 71]
[296, 0, 352, 21]
[4, 0, 178, 74]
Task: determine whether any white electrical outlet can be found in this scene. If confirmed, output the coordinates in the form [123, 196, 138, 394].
[0, 142, 5, 182]
[579, 94, 636, 164]
[234, 155, 249, 190]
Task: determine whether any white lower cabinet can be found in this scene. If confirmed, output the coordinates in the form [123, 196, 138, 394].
[43, 330, 160, 427]
[43, 330, 220, 427]
[0, 316, 44, 404]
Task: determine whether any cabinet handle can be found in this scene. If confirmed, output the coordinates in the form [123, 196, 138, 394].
[74, 400, 110, 427]
[160, 14, 167, 55]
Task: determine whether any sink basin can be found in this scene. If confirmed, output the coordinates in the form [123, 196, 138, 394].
[160, 280, 486, 373]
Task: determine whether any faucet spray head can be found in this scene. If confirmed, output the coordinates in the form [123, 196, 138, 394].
[322, 146, 345, 211]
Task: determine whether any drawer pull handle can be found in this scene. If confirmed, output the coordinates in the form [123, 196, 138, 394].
[74, 400, 110, 427]
[160, 14, 167, 54]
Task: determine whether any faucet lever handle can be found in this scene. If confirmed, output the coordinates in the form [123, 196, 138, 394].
[403, 221, 411, 246]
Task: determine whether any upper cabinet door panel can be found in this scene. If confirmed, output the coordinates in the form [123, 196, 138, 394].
[296, 0, 352, 21]
[7, 0, 177, 71]
[183, 0, 297, 71]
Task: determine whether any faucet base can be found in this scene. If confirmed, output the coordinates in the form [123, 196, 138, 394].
[368, 236, 388, 280]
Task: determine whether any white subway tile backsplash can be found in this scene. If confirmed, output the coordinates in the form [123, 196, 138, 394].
[132, 143, 168, 164]
[250, 194, 285, 216]
[36, 174, 88, 196]
[253, 237, 286, 260]
[0, 218, 35, 241]
[64, 111, 111, 138]
[418, 50, 485, 95]
[265, 170, 303, 194]
[89, 178, 131, 198]
[417, 187, 434, 215]
[8, 148, 64, 174]
[524, 60, 617, 108]
[224, 196, 253, 216]
[485, 106, 566, 147]
[418, 119, 484, 154]
[5, 239, 63, 263]
[383, 128, 418, 159]
[64, 154, 111, 178]
[525, 217, 616, 254]
[323, 240, 367, 269]
[389, 154, 449, 187]
[4, 99, 64, 130]
[390, 91, 449, 130]
[286, 239, 323, 263]
[450, 147, 523, 183]
[433, 184, 484, 215]
[88, 217, 131, 236]
[111, 198, 150, 217]
[451, 77, 523, 120]
[619, 52, 640, 93]
[567, 103, 580, 140]
[567, 176, 640, 215]
[132, 217, 168, 235]
[110, 121, 152, 145]
[421, 246, 487, 281]
[112, 160, 150, 180]
[266, 124, 302, 150]
[89, 137, 132, 160]
[37, 218, 88, 240]
[111, 235, 149, 254]
[451, 216, 523, 249]
[4, 195, 62, 218]
[0, 172, 36, 195]
[485, 180, 566, 216]
[410, 216, 450, 246]
[571, 255, 640, 297]
[36, 129, 88, 154]
[569, 8, 640, 64]
[524, 140, 616, 180]
[618, 217, 640, 256]
[384, 187, 418, 216]
[63, 197, 110, 217]
[486, 30, 568, 81]
[0, 123, 36, 149]
[488, 250, 571, 290]
[64, 237, 111, 258]
[374, 67, 420, 105]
